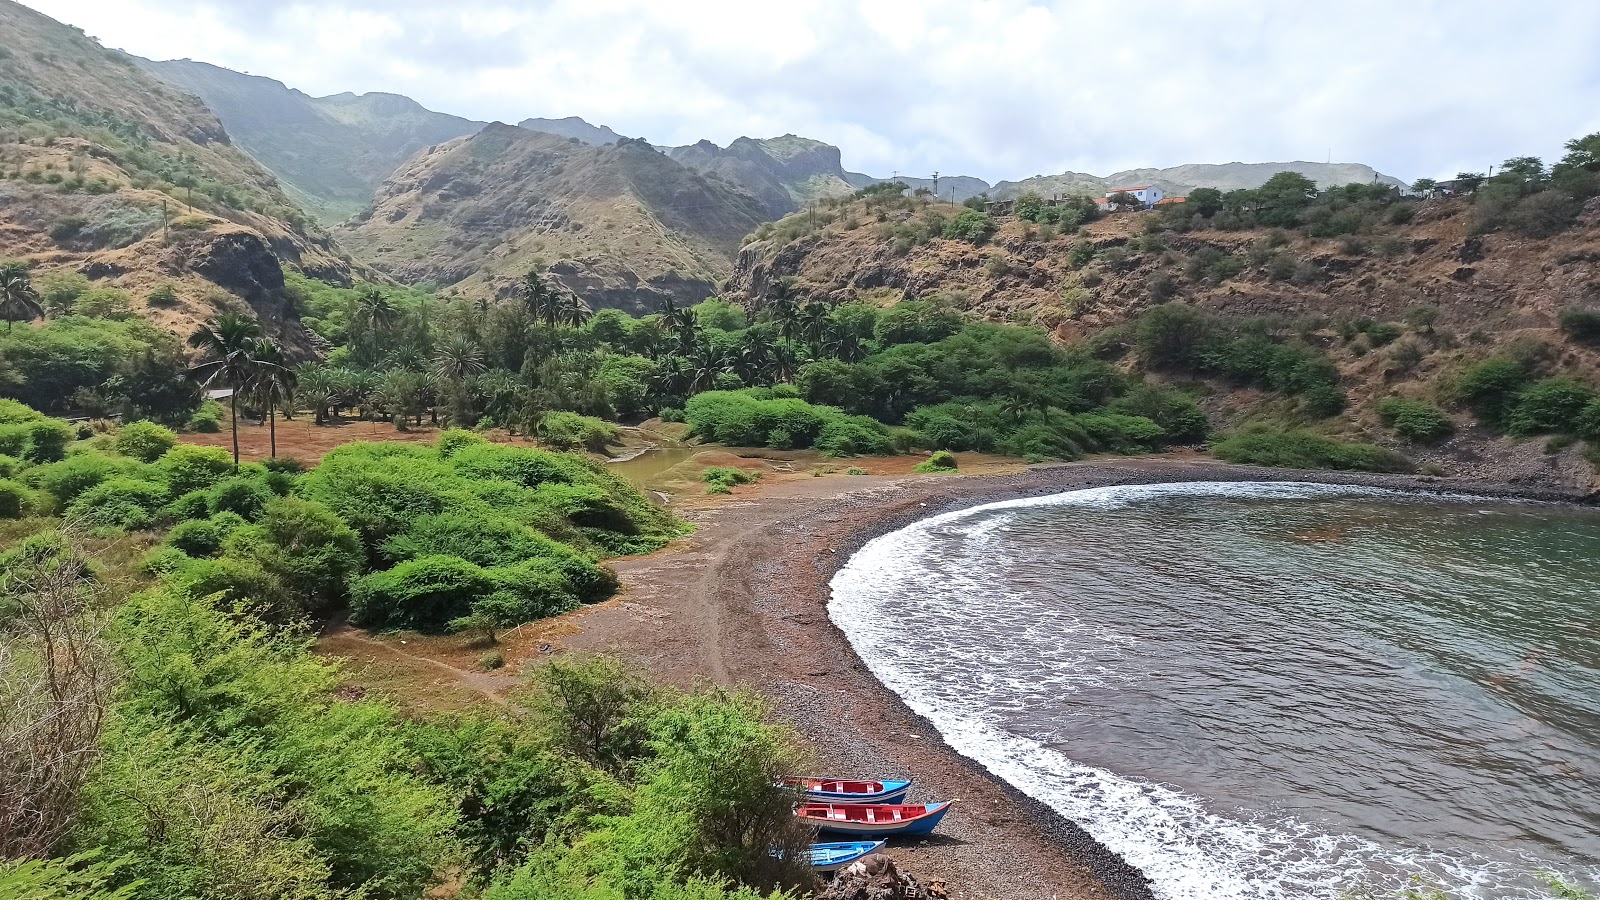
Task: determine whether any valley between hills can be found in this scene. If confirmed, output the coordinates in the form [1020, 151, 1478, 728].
[3, 3, 1600, 900]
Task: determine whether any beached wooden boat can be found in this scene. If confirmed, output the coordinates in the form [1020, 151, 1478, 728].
[783, 777, 912, 805]
[807, 840, 885, 872]
[794, 802, 952, 837]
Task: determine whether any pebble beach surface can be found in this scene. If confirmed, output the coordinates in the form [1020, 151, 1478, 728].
[560, 457, 1586, 900]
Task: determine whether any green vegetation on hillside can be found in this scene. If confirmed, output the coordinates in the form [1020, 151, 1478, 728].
[2, 398, 817, 900]
[1156, 132, 1600, 241]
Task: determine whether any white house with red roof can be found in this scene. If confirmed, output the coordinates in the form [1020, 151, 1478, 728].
[1104, 185, 1164, 208]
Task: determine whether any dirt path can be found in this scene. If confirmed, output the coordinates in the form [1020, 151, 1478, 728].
[319, 625, 517, 708]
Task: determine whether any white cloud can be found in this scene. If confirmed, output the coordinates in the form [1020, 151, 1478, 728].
[19, 0, 1600, 184]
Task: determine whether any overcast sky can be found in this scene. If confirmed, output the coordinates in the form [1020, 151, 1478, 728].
[21, 0, 1600, 184]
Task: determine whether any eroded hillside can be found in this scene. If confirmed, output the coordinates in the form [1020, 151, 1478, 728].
[0, 0, 348, 351]
[729, 190, 1600, 487]
[338, 124, 767, 312]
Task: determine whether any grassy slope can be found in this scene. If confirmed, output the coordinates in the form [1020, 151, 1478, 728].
[0, 0, 349, 345]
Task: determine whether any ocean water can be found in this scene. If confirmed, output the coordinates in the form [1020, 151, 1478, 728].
[829, 482, 1600, 900]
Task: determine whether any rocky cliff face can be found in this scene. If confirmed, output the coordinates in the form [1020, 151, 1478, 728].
[0, 0, 349, 352]
[669, 135, 867, 219]
[338, 124, 767, 312]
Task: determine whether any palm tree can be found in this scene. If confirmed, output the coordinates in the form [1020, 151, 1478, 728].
[800, 302, 832, 358]
[296, 365, 338, 426]
[687, 344, 731, 394]
[433, 336, 487, 425]
[650, 355, 691, 402]
[521, 270, 560, 327]
[249, 339, 294, 460]
[0, 262, 42, 334]
[188, 314, 264, 468]
[353, 288, 402, 363]
[557, 291, 593, 327]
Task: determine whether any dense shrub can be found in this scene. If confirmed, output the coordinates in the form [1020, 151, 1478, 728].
[153, 444, 234, 495]
[114, 420, 177, 462]
[1376, 398, 1456, 443]
[540, 412, 621, 452]
[1507, 378, 1598, 436]
[914, 450, 958, 473]
[186, 400, 223, 432]
[701, 466, 758, 494]
[351, 555, 579, 632]
[65, 477, 169, 528]
[684, 390, 890, 454]
[164, 512, 247, 557]
[942, 209, 996, 243]
[0, 418, 74, 463]
[0, 478, 30, 518]
[1130, 305, 1344, 413]
[205, 474, 274, 520]
[1211, 426, 1410, 472]
[1559, 306, 1600, 345]
[29, 452, 132, 510]
[1455, 357, 1534, 428]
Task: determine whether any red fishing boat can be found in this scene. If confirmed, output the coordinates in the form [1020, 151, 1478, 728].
[794, 802, 952, 837]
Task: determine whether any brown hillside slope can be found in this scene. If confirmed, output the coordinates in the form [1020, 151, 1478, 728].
[729, 196, 1600, 487]
[0, 0, 350, 350]
[338, 124, 767, 313]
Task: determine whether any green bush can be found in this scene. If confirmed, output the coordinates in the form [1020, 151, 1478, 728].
[1507, 378, 1598, 436]
[1559, 306, 1600, 345]
[29, 452, 132, 510]
[701, 466, 758, 494]
[438, 428, 487, 457]
[540, 412, 621, 452]
[0, 453, 20, 479]
[1211, 427, 1410, 472]
[814, 415, 893, 456]
[684, 390, 889, 454]
[1455, 357, 1533, 429]
[187, 400, 223, 432]
[383, 509, 578, 568]
[1579, 398, 1600, 440]
[0, 418, 75, 463]
[114, 420, 178, 462]
[942, 208, 996, 243]
[164, 512, 247, 557]
[914, 450, 958, 473]
[153, 444, 235, 495]
[0, 478, 30, 518]
[206, 474, 274, 519]
[351, 555, 580, 633]
[65, 476, 170, 528]
[1376, 398, 1456, 443]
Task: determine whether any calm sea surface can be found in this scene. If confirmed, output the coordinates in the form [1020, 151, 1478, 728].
[829, 483, 1600, 900]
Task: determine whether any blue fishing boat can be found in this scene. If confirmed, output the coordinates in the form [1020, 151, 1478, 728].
[782, 777, 913, 805]
[807, 840, 885, 873]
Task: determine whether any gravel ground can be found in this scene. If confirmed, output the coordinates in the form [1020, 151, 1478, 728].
[560, 457, 1589, 900]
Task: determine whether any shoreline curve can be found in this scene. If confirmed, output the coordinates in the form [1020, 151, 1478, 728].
[566, 458, 1587, 900]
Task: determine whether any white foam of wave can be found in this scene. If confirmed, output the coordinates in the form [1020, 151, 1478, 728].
[829, 481, 1586, 900]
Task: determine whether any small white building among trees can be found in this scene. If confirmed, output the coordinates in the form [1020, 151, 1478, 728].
[1105, 185, 1164, 208]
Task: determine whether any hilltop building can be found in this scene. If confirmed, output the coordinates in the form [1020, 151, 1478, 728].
[1105, 185, 1164, 208]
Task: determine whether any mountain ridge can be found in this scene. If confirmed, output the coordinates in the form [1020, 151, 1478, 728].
[336, 123, 766, 311]
[139, 58, 485, 223]
[0, 0, 351, 351]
